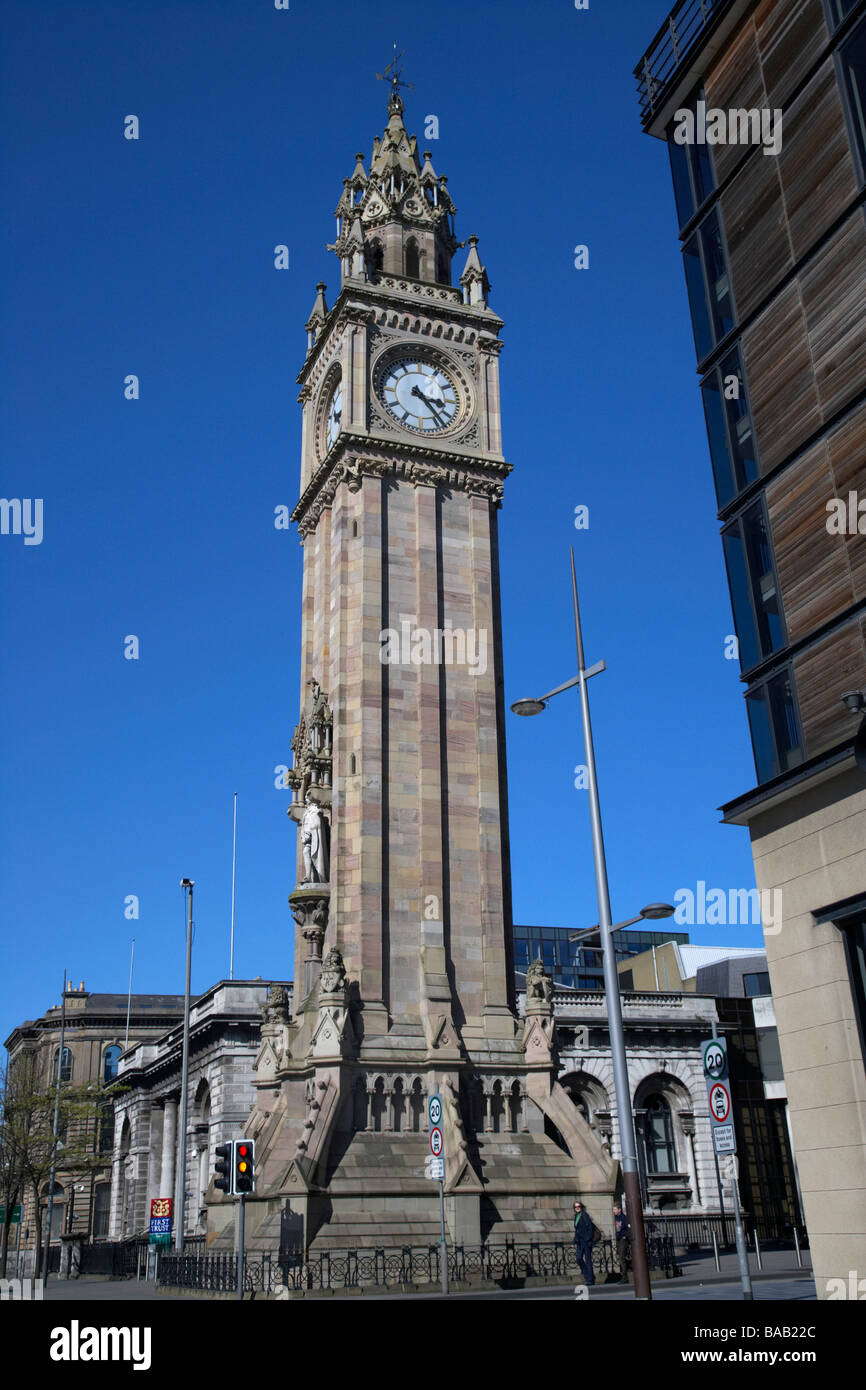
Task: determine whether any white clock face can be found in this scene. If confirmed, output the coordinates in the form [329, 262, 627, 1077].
[325, 381, 342, 450]
[379, 359, 460, 433]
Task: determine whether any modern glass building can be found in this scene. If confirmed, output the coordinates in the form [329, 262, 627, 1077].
[513, 924, 691, 990]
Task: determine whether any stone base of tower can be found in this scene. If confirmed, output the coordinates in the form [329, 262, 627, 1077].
[204, 978, 620, 1257]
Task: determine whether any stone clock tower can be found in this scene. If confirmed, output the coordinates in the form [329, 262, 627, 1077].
[208, 73, 617, 1255]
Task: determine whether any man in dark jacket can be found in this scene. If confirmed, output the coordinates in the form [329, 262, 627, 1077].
[613, 1202, 631, 1282]
[572, 1201, 595, 1286]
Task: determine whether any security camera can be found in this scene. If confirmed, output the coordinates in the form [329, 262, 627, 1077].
[841, 690, 866, 714]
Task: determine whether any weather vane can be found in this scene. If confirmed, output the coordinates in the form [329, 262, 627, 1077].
[376, 43, 413, 95]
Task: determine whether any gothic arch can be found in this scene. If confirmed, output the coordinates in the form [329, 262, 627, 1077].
[560, 1070, 610, 1123]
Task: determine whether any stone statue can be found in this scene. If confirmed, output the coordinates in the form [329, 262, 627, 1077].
[319, 946, 346, 995]
[263, 983, 290, 1024]
[526, 957, 553, 1004]
[301, 793, 330, 883]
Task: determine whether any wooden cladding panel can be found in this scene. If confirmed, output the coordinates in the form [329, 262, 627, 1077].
[721, 155, 792, 321]
[778, 61, 860, 261]
[755, 0, 830, 110]
[766, 439, 855, 641]
[801, 211, 866, 422]
[827, 399, 866, 603]
[794, 619, 866, 758]
[704, 18, 767, 187]
[743, 281, 822, 471]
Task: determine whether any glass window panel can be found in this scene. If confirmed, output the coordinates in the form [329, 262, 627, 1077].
[667, 134, 695, 229]
[701, 371, 735, 507]
[720, 349, 759, 492]
[700, 210, 735, 341]
[767, 670, 804, 772]
[746, 686, 778, 783]
[723, 527, 761, 670]
[689, 136, 715, 208]
[829, 0, 861, 32]
[683, 235, 714, 362]
[743, 502, 785, 655]
[841, 15, 866, 171]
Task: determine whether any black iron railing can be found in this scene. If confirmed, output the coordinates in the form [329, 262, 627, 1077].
[634, 0, 735, 126]
[159, 1235, 679, 1294]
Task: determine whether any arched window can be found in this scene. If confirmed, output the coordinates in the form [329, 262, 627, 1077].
[54, 1047, 72, 1084]
[98, 1102, 115, 1155]
[405, 238, 420, 278]
[103, 1045, 122, 1083]
[644, 1094, 677, 1174]
[366, 240, 383, 277]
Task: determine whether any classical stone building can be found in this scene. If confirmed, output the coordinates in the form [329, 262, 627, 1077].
[109, 980, 284, 1239]
[4, 984, 187, 1270]
[635, 0, 866, 1292]
[206, 74, 619, 1256]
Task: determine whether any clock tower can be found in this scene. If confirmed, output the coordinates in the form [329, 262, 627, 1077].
[210, 70, 617, 1255]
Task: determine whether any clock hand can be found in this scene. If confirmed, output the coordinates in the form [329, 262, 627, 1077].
[411, 384, 446, 425]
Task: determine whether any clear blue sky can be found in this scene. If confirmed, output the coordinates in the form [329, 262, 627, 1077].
[0, 0, 763, 1045]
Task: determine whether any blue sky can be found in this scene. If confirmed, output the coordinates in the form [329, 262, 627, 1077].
[0, 0, 763, 1046]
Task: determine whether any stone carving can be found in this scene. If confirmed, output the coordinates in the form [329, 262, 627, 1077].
[526, 957, 554, 1004]
[286, 678, 333, 807]
[301, 793, 330, 884]
[319, 946, 347, 995]
[262, 983, 291, 1024]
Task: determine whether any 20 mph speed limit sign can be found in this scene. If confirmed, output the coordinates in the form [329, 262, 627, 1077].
[703, 1035, 737, 1156]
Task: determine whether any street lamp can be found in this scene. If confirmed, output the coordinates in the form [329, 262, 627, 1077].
[510, 548, 670, 1301]
[175, 879, 194, 1256]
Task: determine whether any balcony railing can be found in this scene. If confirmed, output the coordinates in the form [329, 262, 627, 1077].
[634, 0, 735, 126]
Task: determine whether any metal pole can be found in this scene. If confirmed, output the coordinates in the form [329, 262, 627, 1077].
[174, 882, 194, 1255]
[711, 1227, 720, 1272]
[125, 938, 135, 1048]
[793, 1224, 803, 1269]
[230, 793, 237, 981]
[438, 1178, 448, 1296]
[753, 1226, 762, 1271]
[42, 970, 67, 1284]
[569, 550, 651, 1301]
[237, 1194, 245, 1300]
[731, 1168, 753, 1299]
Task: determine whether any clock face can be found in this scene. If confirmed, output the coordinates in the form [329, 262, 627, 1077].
[379, 359, 460, 433]
[325, 381, 342, 450]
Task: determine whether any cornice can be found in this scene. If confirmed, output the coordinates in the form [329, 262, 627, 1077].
[291, 432, 512, 534]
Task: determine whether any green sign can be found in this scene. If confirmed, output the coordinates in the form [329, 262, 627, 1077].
[0, 1205, 22, 1224]
[149, 1232, 171, 1247]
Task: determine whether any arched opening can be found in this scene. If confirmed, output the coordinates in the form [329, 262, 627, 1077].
[371, 1077, 386, 1132]
[508, 1081, 522, 1133]
[366, 239, 383, 278]
[410, 1078, 424, 1132]
[490, 1080, 504, 1134]
[352, 519, 359, 538]
[391, 1077, 405, 1132]
[54, 1047, 72, 1084]
[349, 752, 356, 774]
[103, 1045, 122, 1084]
[405, 238, 420, 278]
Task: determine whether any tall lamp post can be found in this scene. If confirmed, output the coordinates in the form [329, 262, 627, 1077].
[511, 549, 673, 1301]
[175, 879, 194, 1255]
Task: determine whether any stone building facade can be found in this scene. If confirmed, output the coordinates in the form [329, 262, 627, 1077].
[4, 984, 187, 1271]
[110, 981, 286, 1239]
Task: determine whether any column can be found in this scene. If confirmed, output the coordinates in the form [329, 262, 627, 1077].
[160, 1099, 177, 1200]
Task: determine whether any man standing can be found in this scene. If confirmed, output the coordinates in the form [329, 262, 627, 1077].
[572, 1201, 595, 1287]
[613, 1201, 631, 1282]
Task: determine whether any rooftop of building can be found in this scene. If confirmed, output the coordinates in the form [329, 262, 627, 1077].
[634, 0, 752, 135]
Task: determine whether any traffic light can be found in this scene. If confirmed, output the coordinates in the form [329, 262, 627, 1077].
[214, 1141, 234, 1194]
[234, 1138, 255, 1195]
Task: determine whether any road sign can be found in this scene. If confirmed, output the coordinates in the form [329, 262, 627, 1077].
[708, 1082, 731, 1123]
[426, 1156, 445, 1181]
[429, 1126, 443, 1158]
[428, 1094, 442, 1128]
[703, 1038, 729, 1080]
[0, 1205, 21, 1224]
[712, 1123, 737, 1155]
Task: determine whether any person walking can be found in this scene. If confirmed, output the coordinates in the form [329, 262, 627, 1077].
[572, 1200, 595, 1287]
[613, 1201, 631, 1282]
